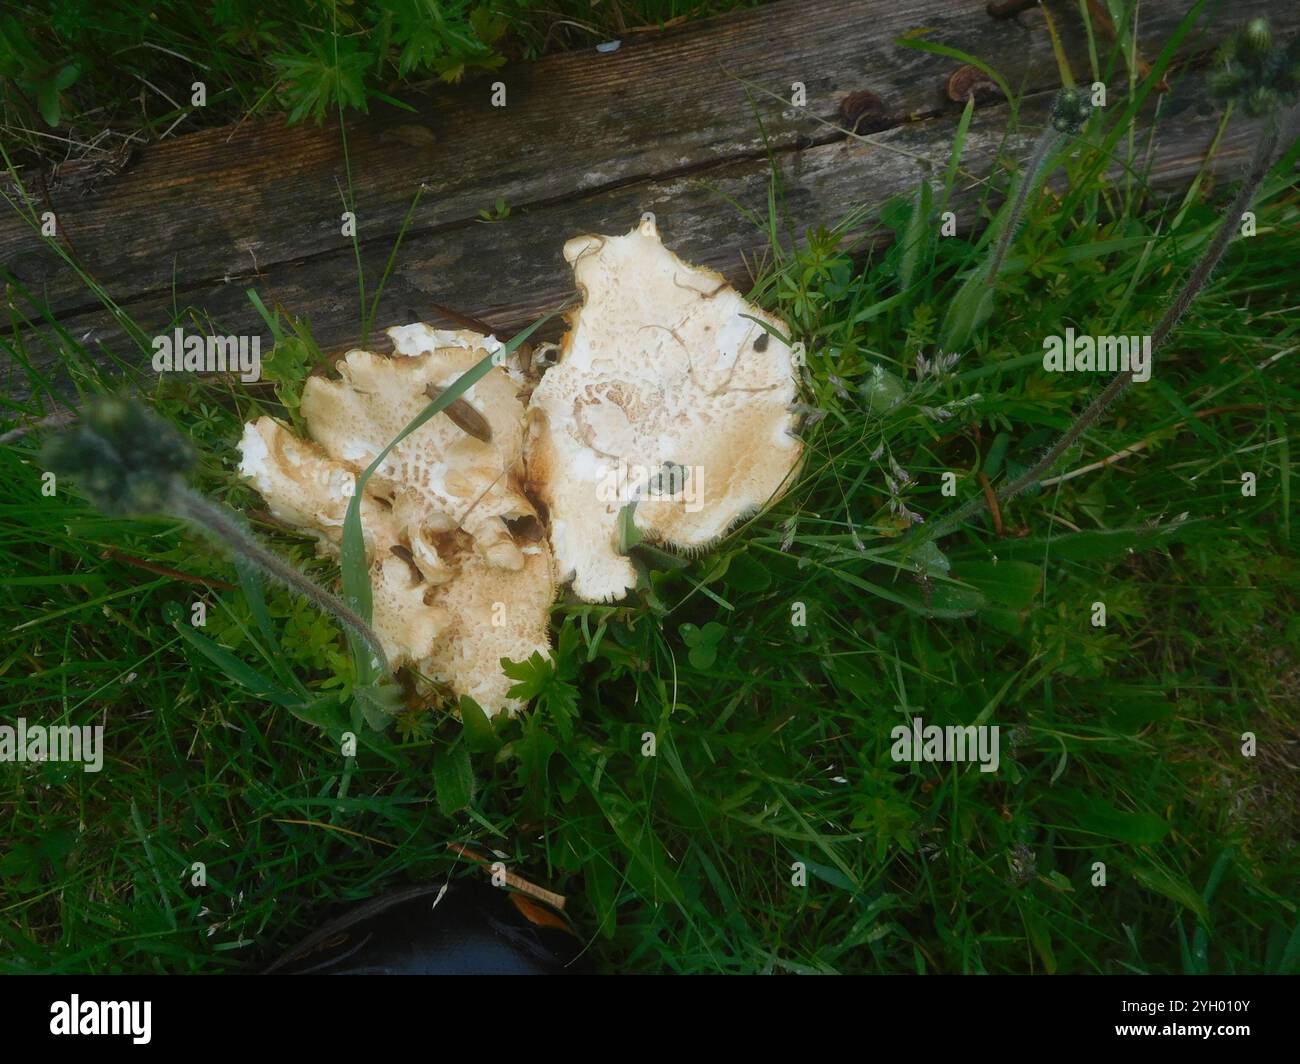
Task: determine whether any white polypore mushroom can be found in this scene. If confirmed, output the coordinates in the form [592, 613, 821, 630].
[301, 345, 534, 571]
[525, 214, 803, 601]
[236, 217, 806, 713]
[238, 416, 449, 667]
[421, 541, 556, 715]
[237, 327, 556, 716]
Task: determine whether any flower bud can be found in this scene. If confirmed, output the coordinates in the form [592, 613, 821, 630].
[1240, 18, 1272, 63]
[1050, 88, 1093, 134]
[41, 398, 193, 515]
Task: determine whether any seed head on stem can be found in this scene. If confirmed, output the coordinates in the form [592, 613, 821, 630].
[42, 396, 391, 676]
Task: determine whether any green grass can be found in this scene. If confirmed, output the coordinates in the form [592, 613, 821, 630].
[1, 10, 1299, 975]
[1, 0, 765, 171]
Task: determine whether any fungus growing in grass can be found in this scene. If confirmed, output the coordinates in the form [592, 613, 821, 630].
[238, 416, 451, 668]
[525, 213, 804, 602]
[238, 331, 556, 716]
[237, 216, 804, 710]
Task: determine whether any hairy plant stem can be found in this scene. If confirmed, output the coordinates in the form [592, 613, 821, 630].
[919, 103, 1298, 546]
[984, 127, 1062, 286]
[169, 487, 391, 675]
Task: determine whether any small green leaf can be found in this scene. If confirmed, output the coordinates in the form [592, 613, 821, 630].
[681, 622, 724, 669]
[950, 560, 1042, 609]
[923, 581, 987, 615]
[354, 679, 403, 730]
[897, 175, 933, 299]
[503, 647, 579, 737]
[37, 81, 61, 127]
[459, 695, 498, 753]
[171, 621, 300, 708]
[724, 550, 771, 592]
[687, 645, 715, 669]
[1131, 863, 1212, 925]
[939, 272, 993, 350]
[910, 540, 951, 577]
[433, 744, 475, 815]
[1025, 910, 1057, 974]
[859, 365, 906, 413]
[246, 288, 286, 343]
[617, 501, 644, 552]
[54, 63, 80, 91]
[983, 432, 1011, 479]
[790, 853, 859, 893]
[1057, 790, 1170, 844]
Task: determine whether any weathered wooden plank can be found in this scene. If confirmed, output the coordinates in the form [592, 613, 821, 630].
[2, 0, 1294, 393]
[3, 0, 1285, 313]
[10, 86, 1268, 389]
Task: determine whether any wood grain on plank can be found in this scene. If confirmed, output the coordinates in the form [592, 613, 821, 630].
[1, 0, 1294, 391]
[10, 89, 1266, 386]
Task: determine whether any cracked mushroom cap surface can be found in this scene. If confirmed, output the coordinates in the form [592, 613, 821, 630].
[525, 215, 803, 602]
[238, 416, 449, 669]
[237, 327, 556, 716]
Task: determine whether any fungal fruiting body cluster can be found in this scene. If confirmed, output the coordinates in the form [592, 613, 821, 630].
[238, 216, 803, 716]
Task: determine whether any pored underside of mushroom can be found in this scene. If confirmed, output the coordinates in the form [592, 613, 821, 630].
[525, 214, 803, 602]
[238, 330, 556, 716]
[237, 217, 803, 713]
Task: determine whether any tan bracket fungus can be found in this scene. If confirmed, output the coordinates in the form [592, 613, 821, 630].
[239, 330, 555, 715]
[238, 218, 802, 716]
[526, 214, 804, 602]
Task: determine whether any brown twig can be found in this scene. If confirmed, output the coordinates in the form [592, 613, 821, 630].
[446, 841, 567, 910]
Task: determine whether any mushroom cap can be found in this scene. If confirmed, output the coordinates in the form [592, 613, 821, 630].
[420, 536, 556, 714]
[236, 328, 555, 716]
[302, 344, 535, 571]
[525, 215, 803, 602]
[238, 416, 449, 666]
[839, 90, 893, 133]
[237, 220, 806, 709]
